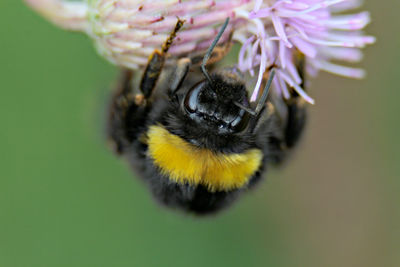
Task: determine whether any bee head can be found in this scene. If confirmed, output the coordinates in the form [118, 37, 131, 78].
[182, 70, 250, 134]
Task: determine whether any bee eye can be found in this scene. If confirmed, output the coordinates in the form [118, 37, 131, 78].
[184, 83, 202, 113]
[230, 109, 249, 132]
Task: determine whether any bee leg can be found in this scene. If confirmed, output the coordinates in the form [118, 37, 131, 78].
[108, 19, 185, 155]
[168, 57, 191, 97]
[284, 51, 307, 148]
[284, 97, 307, 148]
[266, 53, 307, 163]
[107, 69, 143, 155]
[139, 19, 185, 98]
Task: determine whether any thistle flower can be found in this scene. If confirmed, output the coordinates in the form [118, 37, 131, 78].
[25, 0, 374, 104]
[240, 0, 375, 102]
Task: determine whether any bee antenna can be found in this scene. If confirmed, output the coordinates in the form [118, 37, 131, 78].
[254, 68, 275, 115]
[233, 68, 276, 116]
[201, 17, 230, 84]
[233, 101, 256, 116]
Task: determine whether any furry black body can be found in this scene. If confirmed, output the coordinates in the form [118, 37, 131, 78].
[107, 65, 306, 215]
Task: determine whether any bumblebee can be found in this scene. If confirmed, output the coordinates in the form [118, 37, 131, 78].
[107, 19, 307, 215]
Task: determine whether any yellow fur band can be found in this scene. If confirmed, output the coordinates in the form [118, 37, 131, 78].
[146, 125, 262, 192]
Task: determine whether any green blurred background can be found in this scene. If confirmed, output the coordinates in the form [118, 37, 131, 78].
[1, 1, 398, 267]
